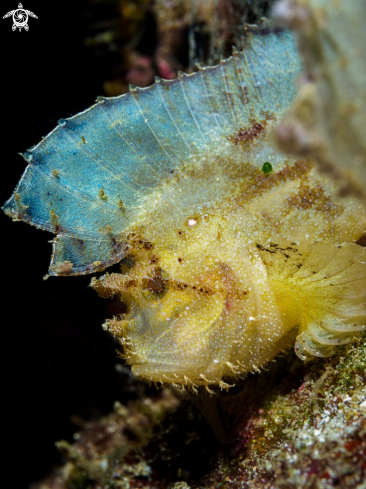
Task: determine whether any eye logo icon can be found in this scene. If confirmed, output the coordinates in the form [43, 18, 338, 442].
[3, 3, 37, 31]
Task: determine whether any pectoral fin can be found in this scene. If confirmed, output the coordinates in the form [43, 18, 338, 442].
[292, 243, 366, 360]
[261, 241, 366, 361]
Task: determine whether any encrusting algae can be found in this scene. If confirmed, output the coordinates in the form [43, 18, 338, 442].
[3, 24, 366, 390]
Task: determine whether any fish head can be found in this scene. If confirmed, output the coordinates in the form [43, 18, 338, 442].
[91, 234, 260, 388]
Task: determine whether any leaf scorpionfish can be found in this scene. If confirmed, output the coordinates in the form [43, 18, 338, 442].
[4, 27, 366, 392]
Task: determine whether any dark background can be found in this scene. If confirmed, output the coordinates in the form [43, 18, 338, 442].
[1, 1, 277, 487]
[0, 2, 154, 487]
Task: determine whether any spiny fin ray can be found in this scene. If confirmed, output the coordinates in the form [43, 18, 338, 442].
[2, 27, 301, 276]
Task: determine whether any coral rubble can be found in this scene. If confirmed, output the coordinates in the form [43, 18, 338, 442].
[32, 338, 366, 488]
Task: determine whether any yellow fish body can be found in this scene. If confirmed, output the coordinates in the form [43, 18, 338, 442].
[3, 27, 366, 390]
[92, 140, 366, 389]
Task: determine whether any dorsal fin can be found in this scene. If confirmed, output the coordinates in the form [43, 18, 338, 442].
[2, 28, 302, 276]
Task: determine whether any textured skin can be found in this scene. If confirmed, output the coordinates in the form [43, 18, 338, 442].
[3, 27, 366, 389]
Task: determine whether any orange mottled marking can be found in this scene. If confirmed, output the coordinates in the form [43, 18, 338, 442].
[286, 183, 344, 218]
[234, 159, 314, 206]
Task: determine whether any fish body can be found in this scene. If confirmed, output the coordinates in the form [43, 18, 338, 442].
[3, 27, 366, 389]
[92, 138, 366, 388]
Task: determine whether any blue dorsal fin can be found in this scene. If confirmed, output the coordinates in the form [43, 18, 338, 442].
[3, 27, 302, 276]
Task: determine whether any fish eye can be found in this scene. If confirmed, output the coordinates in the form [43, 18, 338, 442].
[148, 276, 164, 294]
[142, 268, 168, 298]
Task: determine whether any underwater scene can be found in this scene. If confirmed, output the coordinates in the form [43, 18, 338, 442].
[2, 1, 366, 488]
